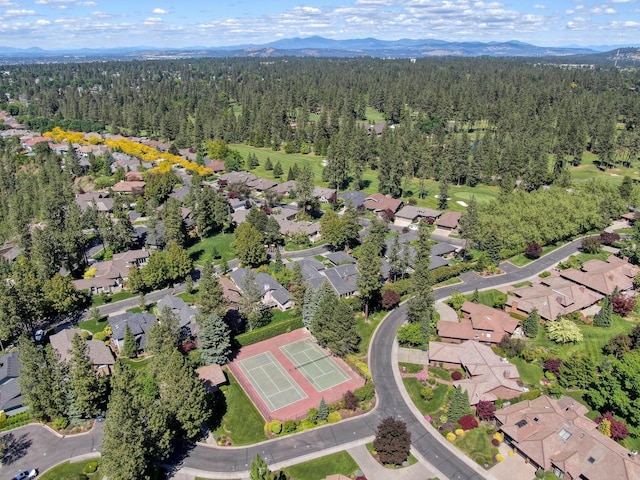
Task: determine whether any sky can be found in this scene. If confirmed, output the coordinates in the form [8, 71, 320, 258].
[0, 0, 638, 50]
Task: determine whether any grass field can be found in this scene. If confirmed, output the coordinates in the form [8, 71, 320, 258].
[77, 316, 109, 335]
[91, 290, 136, 307]
[454, 428, 495, 466]
[509, 356, 543, 386]
[213, 371, 266, 445]
[403, 378, 450, 415]
[284, 451, 359, 480]
[121, 357, 152, 372]
[399, 362, 424, 374]
[508, 243, 564, 267]
[534, 314, 637, 362]
[187, 233, 235, 265]
[355, 309, 385, 356]
[40, 460, 99, 479]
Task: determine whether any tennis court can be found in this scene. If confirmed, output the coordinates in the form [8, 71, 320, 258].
[281, 338, 351, 391]
[237, 351, 307, 411]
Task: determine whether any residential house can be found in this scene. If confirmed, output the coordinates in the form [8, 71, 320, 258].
[230, 268, 292, 311]
[21, 135, 53, 151]
[218, 171, 256, 185]
[278, 219, 321, 242]
[49, 328, 115, 375]
[110, 152, 140, 172]
[140, 138, 171, 152]
[0, 243, 23, 263]
[313, 186, 337, 204]
[220, 276, 242, 309]
[495, 395, 640, 479]
[363, 193, 403, 217]
[111, 180, 146, 195]
[286, 258, 326, 281]
[394, 205, 441, 228]
[108, 312, 158, 353]
[559, 254, 640, 296]
[156, 294, 198, 337]
[247, 177, 278, 192]
[436, 211, 462, 231]
[366, 121, 386, 137]
[179, 149, 198, 162]
[196, 364, 227, 393]
[269, 180, 297, 197]
[428, 341, 523, 405]
[169, 185, 191, 203]
[338, 190, 368, 209]
[272, 204, 298, 221]
[507, 275, 603, 321]
[436, 301, 519, 345]
[75, 192, 114, 213]
[322, 263, 358, 298]
[621, 212, 636, 223]
[205, 159, 225, 173]
[73, 249, 150, 294]
[124, 171, 143, 182]
[0, 350, 23, 414]
[325, 251, 356, 266]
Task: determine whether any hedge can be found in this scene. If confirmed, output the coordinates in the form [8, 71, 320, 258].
[0, 411, 32, 432]
[235, 317, 303, 347]
[431, 263, 475, 285]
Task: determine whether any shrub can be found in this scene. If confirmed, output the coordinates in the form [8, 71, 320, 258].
[599, 231, 620, 245]
[446, 431, 456, 442]
[327, 411, 342, 423]
[455, 428, 465, 437]
[519, 389, 541, 401]
[51, 417, 68, 430]
[343, 390, 358, 411]
[283, 419, 298, 433]
[539, 271, 551, 278]
[581, 236, 602, 254]
[475, 400, 496, 421]
[525, 241, 542, 259]
[93, 330, 106, 341]
[596, 412, 629, 440]
[536, 468, 546, 479]
[298, 419, 315, 431]
[492, 432, 503, 442]
[235, 317, 304, 347]
[264, 420, 282, 434]
[458, 414, 478, 431]
[544, 358, 563, 375]
[84, 461, 99, 474]
[491, 438, 500, 446]
[354, 382, 375, 402]
[451, 371, 463, 381]
[307, 408, 318, 423]
[420, 386, 434, 401]
[381, 289, 401, 310]
[495, 453, 504, 462]
[612, 293, 636, 316]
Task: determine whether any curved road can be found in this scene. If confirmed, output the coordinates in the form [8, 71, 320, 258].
[3, 238, 583, 478]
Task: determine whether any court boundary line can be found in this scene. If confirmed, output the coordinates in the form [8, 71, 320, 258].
[280, 340, 351, 392]
[238, 351, 307, 411]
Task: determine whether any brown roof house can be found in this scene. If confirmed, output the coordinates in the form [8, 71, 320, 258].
[394, 205, 441, 228]
[437, 301, 519, 345]
[428, 341, 523, 404]
[205, 159, 226, 173]
[75, 192, 114, 213]
[111, 180, 146, 195]
[436, 211, 462, 231]
[196, 364, 227, 393]
[364, 193, 403, 216]
[559, 254, 640, 296]
[507, 275, 603, 321]
[313, 186, 337, 204]
[73, 249, 150, 294]
[49, 328, 116, 375]
[495, 395, 640, 479]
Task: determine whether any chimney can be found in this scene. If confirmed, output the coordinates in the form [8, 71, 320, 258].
[503, 369, 511, 379]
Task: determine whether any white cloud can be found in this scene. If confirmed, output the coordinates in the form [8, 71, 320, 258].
[4, 9, 36, 17]
[35, 19, 50, 25]
[143, 17, 162, 24]
[533, 4, 546, 9]
[152, 8, 167, 14]
[77, 1, 97, 6]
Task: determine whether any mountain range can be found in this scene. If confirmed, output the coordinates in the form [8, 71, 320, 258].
[0, 36, 638, 64]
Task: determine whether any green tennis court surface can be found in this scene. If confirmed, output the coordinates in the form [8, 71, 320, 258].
[281, 339, 351, 391]
[237, 351, 307, 411]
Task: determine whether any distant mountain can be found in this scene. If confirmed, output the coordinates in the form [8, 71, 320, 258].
[0, 36, 637, 64]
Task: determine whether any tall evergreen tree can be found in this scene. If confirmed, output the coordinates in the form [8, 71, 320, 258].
[523, 309, 540, 338]
[311, 289, 359, 356]
[122, 324, 137, 359]
[68, 333, 103, 418]
[198, 262, 226, 317]
[357, 239, 382, 320]
[448, 386, 472, 423]
[408, 222, 436, 339]
[198, 313, 232, 365]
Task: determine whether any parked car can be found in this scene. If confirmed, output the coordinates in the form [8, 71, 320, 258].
[34, 330, 44, 342]
[13, 469, 38, 480]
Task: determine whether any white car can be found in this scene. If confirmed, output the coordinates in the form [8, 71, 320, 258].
[408, 224, 419, 231]
[34, 330, 44, 342]
[13, 469, 38, 480]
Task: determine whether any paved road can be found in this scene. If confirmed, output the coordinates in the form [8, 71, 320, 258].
[0, 423, 103, 477]
[7, 237, 583, 478]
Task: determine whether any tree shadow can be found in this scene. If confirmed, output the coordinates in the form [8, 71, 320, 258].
[1, 431, 32, 465]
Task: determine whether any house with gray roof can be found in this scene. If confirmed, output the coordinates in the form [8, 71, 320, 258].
[156, 294, 198, 336]
[50, 328, 115, 375]
[325, 251, 356, 266]
[108, 312, 157, 353]
[322, 263, 358, 297]
[75, 192, 114, 213]
[338, 190, 368, 209]
[0, 350, 23, 414]
[230, 268, 292, 311]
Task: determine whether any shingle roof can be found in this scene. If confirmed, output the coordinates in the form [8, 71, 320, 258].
[338, 190, 368, 208]
[49, 328, 115, 366]
[395, 205, 442, 220]
[323, 263, 358, 296]
[325, 251, 356, 265]
[0, 350, 21, 381]
[108, 312, 157, 341]
[436, 211, 462, 229]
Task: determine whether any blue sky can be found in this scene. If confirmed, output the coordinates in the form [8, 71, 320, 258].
[0, 0, 638, 49]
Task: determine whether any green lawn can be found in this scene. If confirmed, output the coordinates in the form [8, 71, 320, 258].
[284, 451, 359, 480]
[466, 289, 506, 309]
[508, 243, 564, 267]
[434, 277, 463, 288]
[271, 308, 300, 324]
[570, 153, 639, 185]
[213, 371, 266, 445]
[188, 233, 235, 265]
[399, 362, 424, 374]
[91, 290, 136, 307]
[510, 281, 532, 288]
[428, 366, 453, 381]
[77, 316, 109, 335]
[40, 459, 99, 479]
[355, 309, 385, 356]
[509, 356, 543, 386]
[121, 357, 152, 372]
[454, 428, 496, 466]
[403, 378, 450, 415]
[364, 106, 385, 124]
[533, 314, 637, 362]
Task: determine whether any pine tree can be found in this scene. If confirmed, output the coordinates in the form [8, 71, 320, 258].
[408, 222, 435, 328]
[121, 324, 137, 358]
[198, 262, 226, 317]
[357, 239, 382, 320]
[448, 386, 472, 423]
[523, 308, 540, 338]
[250, 455, 271, 480]
[288, 262, 305, 315]
[286, 166, 296, 181]
[264, 157, 273, 171]
[593, 295, 613, 327]
[317, 397, 329, 422]
[471, 288, 480, 303]
[198, 313, 232, 365]
[373, 416, 411, 466]
[438, 178, 449, 210]
[68, 333, 102, 418]
[312, 289, 359, 357]
[273, 160, 283, 178]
